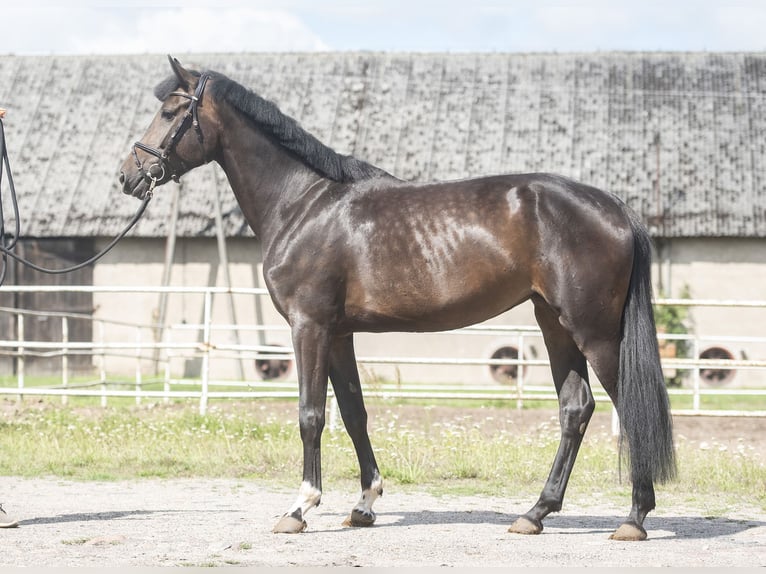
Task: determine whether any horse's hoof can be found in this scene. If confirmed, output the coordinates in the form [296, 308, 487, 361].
[272, 514, 307, 534]
[342, 508, 376, 527]
[609, 521, 647, 541]
[508, 516, 543, 535]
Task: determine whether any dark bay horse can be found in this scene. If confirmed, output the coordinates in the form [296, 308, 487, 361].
[119, 56, 676, 541]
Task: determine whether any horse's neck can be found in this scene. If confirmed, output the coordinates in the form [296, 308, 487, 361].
[215, 113, 324, 242]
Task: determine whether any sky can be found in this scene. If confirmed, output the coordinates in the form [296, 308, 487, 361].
[2, 0, 766, 55]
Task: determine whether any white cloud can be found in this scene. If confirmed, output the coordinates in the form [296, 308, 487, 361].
[78, 8, 329, 54]
[2, 0, 766, 55]
[713, 4, 766, 51]
[1, 5, 329, 55]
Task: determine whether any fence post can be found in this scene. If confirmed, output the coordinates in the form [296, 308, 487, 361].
[135, 327, 142, 406]
[61, 316, 69, 406]
[17, 312, 24, 403]
[328, 395, 340, 432]
[163, 327, 171, 405]
[98, 320, 107, 408]
[200, 289, 212, 416]
[612, 406, 620, 436]
[692, 335, 701, 412]
[516, 332, 525, 410]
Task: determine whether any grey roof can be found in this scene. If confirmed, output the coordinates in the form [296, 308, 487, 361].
[2, 51, 766, 238]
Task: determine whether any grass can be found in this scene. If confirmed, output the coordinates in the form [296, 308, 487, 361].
[1, 397, 764, 515]
[0, 401, 299, 480]
[61, 537, 90, 546]
[667, 391, 766, 412]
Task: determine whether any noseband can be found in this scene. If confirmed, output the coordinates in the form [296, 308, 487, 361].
[132, 73, 210, 191]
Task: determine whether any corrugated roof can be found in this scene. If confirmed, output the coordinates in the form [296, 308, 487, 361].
[2, 51, 765, 238]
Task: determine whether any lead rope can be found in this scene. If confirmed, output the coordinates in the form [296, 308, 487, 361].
[0, 117, 153, 285]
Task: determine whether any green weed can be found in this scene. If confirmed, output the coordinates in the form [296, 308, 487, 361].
[0, 399, 763, 512]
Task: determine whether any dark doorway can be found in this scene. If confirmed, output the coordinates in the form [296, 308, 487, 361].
[0, 239, 95, 376]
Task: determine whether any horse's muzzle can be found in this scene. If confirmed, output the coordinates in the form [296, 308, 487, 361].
[119, 170, 152, 199]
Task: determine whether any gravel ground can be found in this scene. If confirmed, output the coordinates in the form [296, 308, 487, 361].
[1, 476, 764, 567]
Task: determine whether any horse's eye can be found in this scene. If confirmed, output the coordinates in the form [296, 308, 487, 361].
[161, 110, 175, 121]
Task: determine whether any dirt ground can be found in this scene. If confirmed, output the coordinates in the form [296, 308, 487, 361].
[1, 404, 764, 567]
[1, 475, 764, 568]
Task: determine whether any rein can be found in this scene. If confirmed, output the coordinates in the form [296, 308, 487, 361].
[0, 116, 152, 285]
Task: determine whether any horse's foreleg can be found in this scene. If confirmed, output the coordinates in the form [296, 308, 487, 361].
[273, 319, 331, 534]
[328, 335, 383, 527]
[509, 298, 595, 535]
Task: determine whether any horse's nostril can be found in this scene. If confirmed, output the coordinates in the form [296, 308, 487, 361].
[119, 172, 126, 185]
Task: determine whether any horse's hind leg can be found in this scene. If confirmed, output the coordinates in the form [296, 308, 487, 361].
[328, 334, 383, 527]
[509, 296, 595, 535]
[587, 338, 657, 541]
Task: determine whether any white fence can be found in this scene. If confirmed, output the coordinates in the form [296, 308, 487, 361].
[0, 286, 765, 421]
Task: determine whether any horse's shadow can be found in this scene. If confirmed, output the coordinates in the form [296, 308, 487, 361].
[19, 507, 764, 541]
[361, 510, 764, 541]
[17, 509, 188, 526]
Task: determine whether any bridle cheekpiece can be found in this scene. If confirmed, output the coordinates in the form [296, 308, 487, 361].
[132, 73, 211, 192]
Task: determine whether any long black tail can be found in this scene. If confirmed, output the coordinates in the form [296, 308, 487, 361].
[618, 211, 677, 485]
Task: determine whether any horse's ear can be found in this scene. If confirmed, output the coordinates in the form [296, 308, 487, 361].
[167, 55, 196, 91]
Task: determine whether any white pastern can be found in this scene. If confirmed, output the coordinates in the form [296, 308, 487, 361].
[354, 476, 384, 515]
[288, 481, 322, 517]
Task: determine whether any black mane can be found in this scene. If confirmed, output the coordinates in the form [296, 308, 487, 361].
[154, 71, 389, 183]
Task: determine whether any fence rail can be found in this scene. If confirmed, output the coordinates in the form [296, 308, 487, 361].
[0, 286, 765, 422]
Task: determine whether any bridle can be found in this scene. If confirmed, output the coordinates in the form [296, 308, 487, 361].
[132, 73, 210, 192]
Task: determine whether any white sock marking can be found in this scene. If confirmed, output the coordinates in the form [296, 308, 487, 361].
[288, 481, 322, 517]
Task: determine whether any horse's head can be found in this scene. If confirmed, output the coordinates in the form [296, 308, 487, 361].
[119, 56, 218, 199]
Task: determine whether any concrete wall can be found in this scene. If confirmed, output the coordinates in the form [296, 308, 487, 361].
[90, 236, 766, 389]
[653, 237, 766, 388]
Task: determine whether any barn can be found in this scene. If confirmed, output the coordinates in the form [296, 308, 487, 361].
[1, 52, 765, 387]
